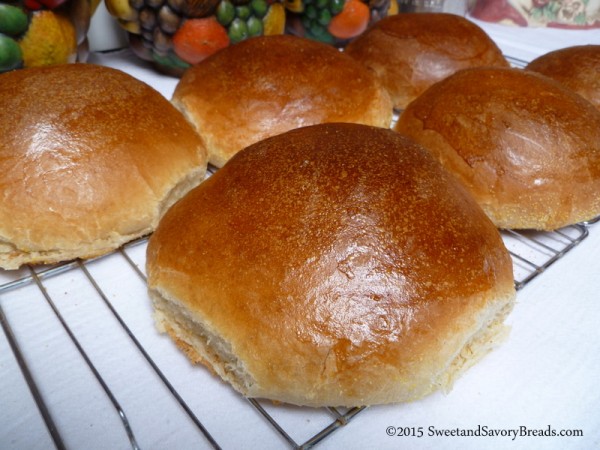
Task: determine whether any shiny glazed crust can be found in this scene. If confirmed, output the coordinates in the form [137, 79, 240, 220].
[345, 13, 509, 110]
[346, 13, 508, 109]
[394, 67, 600, 230]
[526, 45, 600, 111]
[171, 35, 393, 168]
[0, 64, 208, 270]
[146, 123, 516, 407]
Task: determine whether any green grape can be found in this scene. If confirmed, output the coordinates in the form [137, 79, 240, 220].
[217, 0, 236, 26]
[247, 15, 262, 36]
[307, 25, 334, 44]
[236, 5, 251, 20]
[305, 4, 317, 19]
[317, 8, 331, 25]
[0, 4, 28, 36]
[0, 33, 23, 72]
[250, 0, 268, 18]
[228, 17, 248, 43]
[329, 0, 344, 14]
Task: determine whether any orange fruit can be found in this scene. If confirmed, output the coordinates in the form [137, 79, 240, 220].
[173, 17, 230, 65]
[327, 0, 370, 40]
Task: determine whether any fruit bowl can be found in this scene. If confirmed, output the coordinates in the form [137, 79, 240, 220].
[0, 0, 96, 73]
[106, 0, 398, 76]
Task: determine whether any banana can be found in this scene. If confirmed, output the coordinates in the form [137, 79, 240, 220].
[284, 0, 304, 13]
[105, 0, 137, 22]
[264, 2, 285, 35]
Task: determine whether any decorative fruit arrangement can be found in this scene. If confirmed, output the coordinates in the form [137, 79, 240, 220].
[106, 0, 397, 76]
[285, 0, 394, 45]
[0, 0, 95, 73]
[106, 0, 285, 75]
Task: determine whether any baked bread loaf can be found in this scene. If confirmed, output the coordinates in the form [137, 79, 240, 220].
[171, 34, 393, 168]
[345, 13, 509, 110]
[394, 67, 600, 230]
[526, 45, 600, 111]
[0, 63, 208, 270]
[146, 122, 516, 407]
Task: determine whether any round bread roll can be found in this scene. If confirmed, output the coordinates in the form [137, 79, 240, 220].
[394, 67, 600, 231]
[0, 63, 208, 270]
[345, 13, 509, 110]
[146, 122, 516, 407]
[526, 45, 600, 111]
[171, 34, 393, 168]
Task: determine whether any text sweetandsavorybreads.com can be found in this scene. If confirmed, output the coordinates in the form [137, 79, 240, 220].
[385, 425, 584, 441]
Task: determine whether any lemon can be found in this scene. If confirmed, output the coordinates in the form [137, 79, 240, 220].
[18, 10, 77, 68]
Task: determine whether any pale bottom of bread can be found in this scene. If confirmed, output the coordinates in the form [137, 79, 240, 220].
[0, 168, 205, 271]
[0, 232, 151, 271]
[434, 297, 513, 394]
[150, 288, 255, 393]
[150, 285, 515, 407]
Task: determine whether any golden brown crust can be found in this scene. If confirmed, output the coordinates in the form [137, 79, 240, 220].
[0, 63, 208, 270]
[172, 35, 393, 168]
[146, 123, 515, 407]
[345, 13, 509, 110]
[394, 67, 600, 230]
[526, 45, 600, 111]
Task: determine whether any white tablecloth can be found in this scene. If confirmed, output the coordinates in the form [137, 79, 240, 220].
[1, 19, 600, 450]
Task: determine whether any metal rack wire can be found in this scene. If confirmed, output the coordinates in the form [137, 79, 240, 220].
[0, 219, 593, 450]
[503, 225, 589, 290]
[3, 45, 599, 449]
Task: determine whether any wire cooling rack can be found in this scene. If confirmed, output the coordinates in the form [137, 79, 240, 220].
[0, 219, 593, 450]
[3, 50, 598, 450]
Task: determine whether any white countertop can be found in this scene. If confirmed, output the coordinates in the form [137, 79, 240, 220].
[1, 20, 600, 450]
